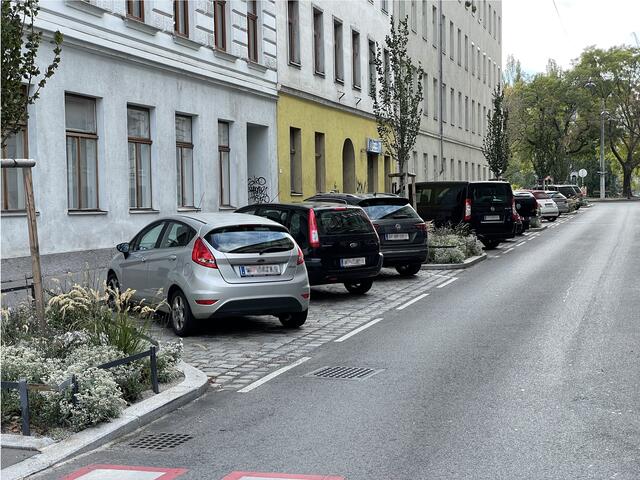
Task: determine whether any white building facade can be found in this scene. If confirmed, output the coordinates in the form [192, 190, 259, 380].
[1, 0, 279, 265]
[399, 0, 502, 183]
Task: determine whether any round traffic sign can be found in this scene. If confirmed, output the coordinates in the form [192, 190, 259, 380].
[578, 168, 587, 178]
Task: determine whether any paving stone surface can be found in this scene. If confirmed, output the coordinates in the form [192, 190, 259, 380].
[147, 268, 459, 391]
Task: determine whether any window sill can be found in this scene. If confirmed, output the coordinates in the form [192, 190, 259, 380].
[129, 209, 160, 214]
[173, 34, 201, 50]
[353, 84, 362, 91]
[335, 78, 344, 85]
[68, 209, 108, 216]
[218, 205, 236, 211]
[1, 210, 39, 217]
[213, 48, 238, 63]
[123, 16, 160, 36]
[288, 60, 302, 69]
[177, 207, 201, 212]
[246, 60, 268, 73]
[65, 0, 110, 17]
[314, 70, 326, 78]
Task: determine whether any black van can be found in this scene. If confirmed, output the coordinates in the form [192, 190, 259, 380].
[305, 193, 428, 276]
[236, 202, 382, 294]
[415, 181, 516, 248]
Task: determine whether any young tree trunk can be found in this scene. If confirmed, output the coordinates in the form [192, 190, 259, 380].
[622, 163, 633, 199]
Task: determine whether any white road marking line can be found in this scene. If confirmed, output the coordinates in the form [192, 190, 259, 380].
[515, 241, 526, 247]
[238, 357, 311, 393]
[397, 293, 430, 310]
[334, 317, 384, 343]
[503, 247, 515, 253]
[424, 272, 456, 279]
[436, 277, 459, 289]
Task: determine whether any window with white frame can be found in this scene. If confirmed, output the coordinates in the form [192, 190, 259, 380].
[313, 8, 324, 74]
[457, 28, 461, 65]
[1, 120, 27, 211]
[411, 0, 417, 32]
[432, 78, 438, 120]
[381, 0, 388, 14]
[471, 42, 475, 75]
[471, 100, 475, 133]
[247, 0, 259, 62]
[368, 39, 376, 97]
[431, 5, 437, 48]
[423, 74, 428, 116]
[176, 115, 194, 208]
[66, 94, 99, 210]
[126, 0, 144, 21]
[458, 92, 462, 129]
[422, 0, 427, 40]
[450, 88, 454, 126]
[127, 106, 152, 209]
[174, 0, 189, 37]
[352, 29, 361, 89]
[464, 96, 469, 130]
[334, 18, 344, 82]
[287, 1, 300, 64]
[218, 121, 231, 206]
[449, 21, 454, 60]
[464, 35, 468, 70]
[442, 14, 446, 55]
[442, 82, 447, 123]
[214, 0, 227, 50]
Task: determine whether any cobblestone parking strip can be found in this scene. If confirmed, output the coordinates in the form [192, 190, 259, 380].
[147, 269, 459, 391]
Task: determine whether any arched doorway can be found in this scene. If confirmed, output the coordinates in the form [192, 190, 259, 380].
[342, 138, 356, 193]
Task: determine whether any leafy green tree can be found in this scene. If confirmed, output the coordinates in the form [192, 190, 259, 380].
[482, 85, 510, 179]
[1, 0, 63, 149]
[372, 15, 424, 198]
[577, 46, 640, 198]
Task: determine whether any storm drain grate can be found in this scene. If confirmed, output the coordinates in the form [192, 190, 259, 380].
[305, 366, 382, 380]
[128, 433, 193, 450]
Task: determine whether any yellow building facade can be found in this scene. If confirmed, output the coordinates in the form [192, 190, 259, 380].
[277, 93, 394, 203]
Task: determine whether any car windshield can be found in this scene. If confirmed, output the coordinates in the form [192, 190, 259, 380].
[205, 225, 294, 254]
[532, 191, 550, 199]
[316, 209, 372, 235]
[415, 184, 466, 207]
[470, 183, 512, 205]
[361, 203, 420, 220]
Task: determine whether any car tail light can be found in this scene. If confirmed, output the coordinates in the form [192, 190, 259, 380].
[301, 292, 310, 299]
[415, 222, 427, 231]
[296, 246, 304, 265]
[192, 237, 217, 268]
[464, 198, 472, 221]
[512, 198, 518, 221]
[195, 299, 218, 305]
[308, 209, 320, 248]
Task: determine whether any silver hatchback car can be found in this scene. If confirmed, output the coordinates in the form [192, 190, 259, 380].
[107, 213, 310, 336]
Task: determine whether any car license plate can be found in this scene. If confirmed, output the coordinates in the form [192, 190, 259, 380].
[386, 233, 409, 241]
[484, 215, 500, 221]
[340, 257, 366, 268]
[239, 264, 281, 277]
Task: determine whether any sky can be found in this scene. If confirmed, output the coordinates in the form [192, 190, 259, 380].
[502, 0, 640, 75]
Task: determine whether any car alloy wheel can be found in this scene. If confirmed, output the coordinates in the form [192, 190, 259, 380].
[106, 273, 120, 308]
[172, 295, 186, 331]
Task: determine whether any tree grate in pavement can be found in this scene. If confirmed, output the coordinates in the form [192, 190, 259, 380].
[305, 366, 382, 380]
[128, 432, 193, 450]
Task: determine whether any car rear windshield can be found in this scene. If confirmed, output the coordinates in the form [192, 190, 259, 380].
[360, 200, 421, 220]
[205, 225, 294, 254]
[532, 191, 550, 199]
[415, 184, 467, 207]
[315, 209, 373, 235]
[470, 183, 512, 205]
[558, 187, 575, 197]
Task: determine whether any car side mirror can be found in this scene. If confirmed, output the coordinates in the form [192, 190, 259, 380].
[116, 242, 130, 257]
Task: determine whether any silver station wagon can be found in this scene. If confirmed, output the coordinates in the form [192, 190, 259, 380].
[107, 213, 310, 336]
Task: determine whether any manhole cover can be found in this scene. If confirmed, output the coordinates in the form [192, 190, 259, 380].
[305, 366, 382, 380]
[128, 432, 193, 450]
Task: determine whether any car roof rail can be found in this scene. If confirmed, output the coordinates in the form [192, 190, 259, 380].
[306, 196, 349, 204]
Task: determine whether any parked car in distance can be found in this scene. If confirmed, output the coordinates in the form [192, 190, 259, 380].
[513, 190, 539, 231]
[107, 213, 310, 337]
[304, 193, 428, 276]
[547, 191, 570, 213]
[415, 181, 516, 249]
[529, 190, 559, 221]
[236, 202, 382, 294]
[544, 184, 583, 208]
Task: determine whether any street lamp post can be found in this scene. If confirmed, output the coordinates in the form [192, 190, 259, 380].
[598, 98, 606, 199]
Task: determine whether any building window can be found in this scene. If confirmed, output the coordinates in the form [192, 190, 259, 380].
[422, 0, 427, 40]
[289, 127, 302, 194]
[458, 160, 462, 180]
[450, 158, 454, 180]
[498, 16, 501, 44]
[174, 0, 188, 37]
[458, 92, 462, 129]
[65, 95, 99, 210]
[464, 96, 469, 130]
[449, 21, 454, 60]
[399, 0, 405, 21]
[482, 106, 487, 136]
[1, 126, 27, 211]
[488, 57, 492, 86]
[383, 48, 390, 84]
[218, 121, 231, 206]
[411, 0, 417, 32]
[477, 48, 481, 79]
[441, 15, 446, 55]
[457, 28, 461, 65]
[287, 1, 299, 64]
[431, 5, 437, 48]
[214, 0, 227, 50]
[433, 154, 438, 179]
[442, 83, 447, 123]
[381, 0, 388, 14]
[127, 106, 152, 209]
[423, 74, 428, 116]
[432, 78, 438, 121]
[176, 115, 194, 208]
[471, 100, 475, 133]
[450, 88, 455, 126]
[352, 29, 361, 89]
[488, 4, 492, 34]
[333, 19, 344, 82]
[126, 0, 144, 21]
[483, 53, 487, 83]
[315, 132, 325, 193]
[471, 42, 475, 75]
[247, 0, 258, 62]
[368, 39, 376, 97]
[464, 35, 468, 70]
[313, 8, 324, 74]
[477, 103, 481, 136]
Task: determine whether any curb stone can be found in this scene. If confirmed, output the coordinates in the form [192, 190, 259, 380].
[0, 361, 208, 480]
[422, 252, 487, 270]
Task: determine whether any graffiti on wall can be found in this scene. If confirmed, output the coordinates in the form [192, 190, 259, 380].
[248, 176, 270, 203]
[356, 180, 367, 193]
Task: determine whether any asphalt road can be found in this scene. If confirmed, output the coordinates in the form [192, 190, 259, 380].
[36, 202, 640, 480]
